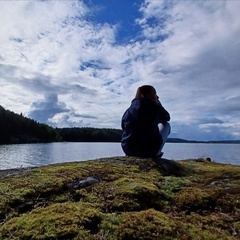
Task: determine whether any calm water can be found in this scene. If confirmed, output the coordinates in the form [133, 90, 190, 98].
[0, 142, 239, 170]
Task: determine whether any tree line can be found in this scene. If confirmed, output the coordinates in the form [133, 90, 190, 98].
[0, 105, 122, 144]
[3, 105, 228, 144]
[0, 105, 61, 144]
[56, 128, 122, 142]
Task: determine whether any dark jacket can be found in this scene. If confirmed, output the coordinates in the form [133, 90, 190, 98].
[121, 98, 170, 157]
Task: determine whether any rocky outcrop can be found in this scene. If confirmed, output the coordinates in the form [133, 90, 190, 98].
[0, 156, 239, 239]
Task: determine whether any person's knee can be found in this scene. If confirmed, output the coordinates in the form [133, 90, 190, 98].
[163, 122, 171, 135]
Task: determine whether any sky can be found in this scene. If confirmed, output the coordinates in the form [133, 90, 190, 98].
[0, 0, 240, 141]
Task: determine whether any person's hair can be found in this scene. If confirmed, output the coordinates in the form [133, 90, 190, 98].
[135, 85, 156, 98]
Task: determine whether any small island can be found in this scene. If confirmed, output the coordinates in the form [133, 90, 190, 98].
[0, 156, 239, 239]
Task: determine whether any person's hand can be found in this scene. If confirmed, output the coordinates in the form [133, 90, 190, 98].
[152, 94, 160, 105]
[155, 99, 161, 105]
[143, 90, 160, 105]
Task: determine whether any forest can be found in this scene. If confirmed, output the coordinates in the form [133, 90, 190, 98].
[56, 127, 122, 142]
[0, 105, 61, 144]
[0, 105, 122, 144]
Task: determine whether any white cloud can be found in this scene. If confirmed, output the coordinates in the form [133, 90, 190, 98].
[132, 0, 240, 140]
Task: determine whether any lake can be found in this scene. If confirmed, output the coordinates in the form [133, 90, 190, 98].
[0, 142, 239, 170]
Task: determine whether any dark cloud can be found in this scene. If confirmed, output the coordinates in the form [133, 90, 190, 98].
[0, 63, 96, 96]
[23, 77, 96, 96]
[73, 113, 97, 119]
[217, 96, 240, 115]
[0, 64, 18, 78]
[68, 84, 96, 95]
[198, 117, 224, 125]
[23, 76, 59, 94]
[28, 93, 69, 124]
[28, 92, 98, 126]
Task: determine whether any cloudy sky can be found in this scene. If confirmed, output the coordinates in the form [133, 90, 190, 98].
[0, 0, 240, 141]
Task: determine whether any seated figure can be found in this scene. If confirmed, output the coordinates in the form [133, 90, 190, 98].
[121, 85, 171, 158]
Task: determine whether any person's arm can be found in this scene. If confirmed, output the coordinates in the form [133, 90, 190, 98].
[157, 103, 170, 123]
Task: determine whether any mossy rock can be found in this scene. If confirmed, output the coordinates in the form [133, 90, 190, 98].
[0, 156, 239, 239]
[0, 202, 101, 239]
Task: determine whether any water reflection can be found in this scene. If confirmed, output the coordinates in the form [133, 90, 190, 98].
[164, 143, 240, 165]
[0, 142, 239, 170]
[0, 142, 125, 170]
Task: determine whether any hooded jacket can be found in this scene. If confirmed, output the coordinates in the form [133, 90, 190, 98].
[121, 97, 170, 157]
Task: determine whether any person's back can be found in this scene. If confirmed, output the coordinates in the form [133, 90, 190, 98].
[121, 85, 170, 158]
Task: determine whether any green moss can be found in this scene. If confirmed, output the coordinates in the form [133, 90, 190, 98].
[0, 157, 239, 239]
[174, 187, 219, 212]
[0, 202, 101, 239]
[100, 209, 233, 240]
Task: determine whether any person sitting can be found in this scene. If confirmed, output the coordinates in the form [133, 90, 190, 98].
[121, 85, 171, 158]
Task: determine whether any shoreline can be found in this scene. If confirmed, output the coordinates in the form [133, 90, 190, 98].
[0, 166, 37, 178]
[0, 156, 236, 179]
